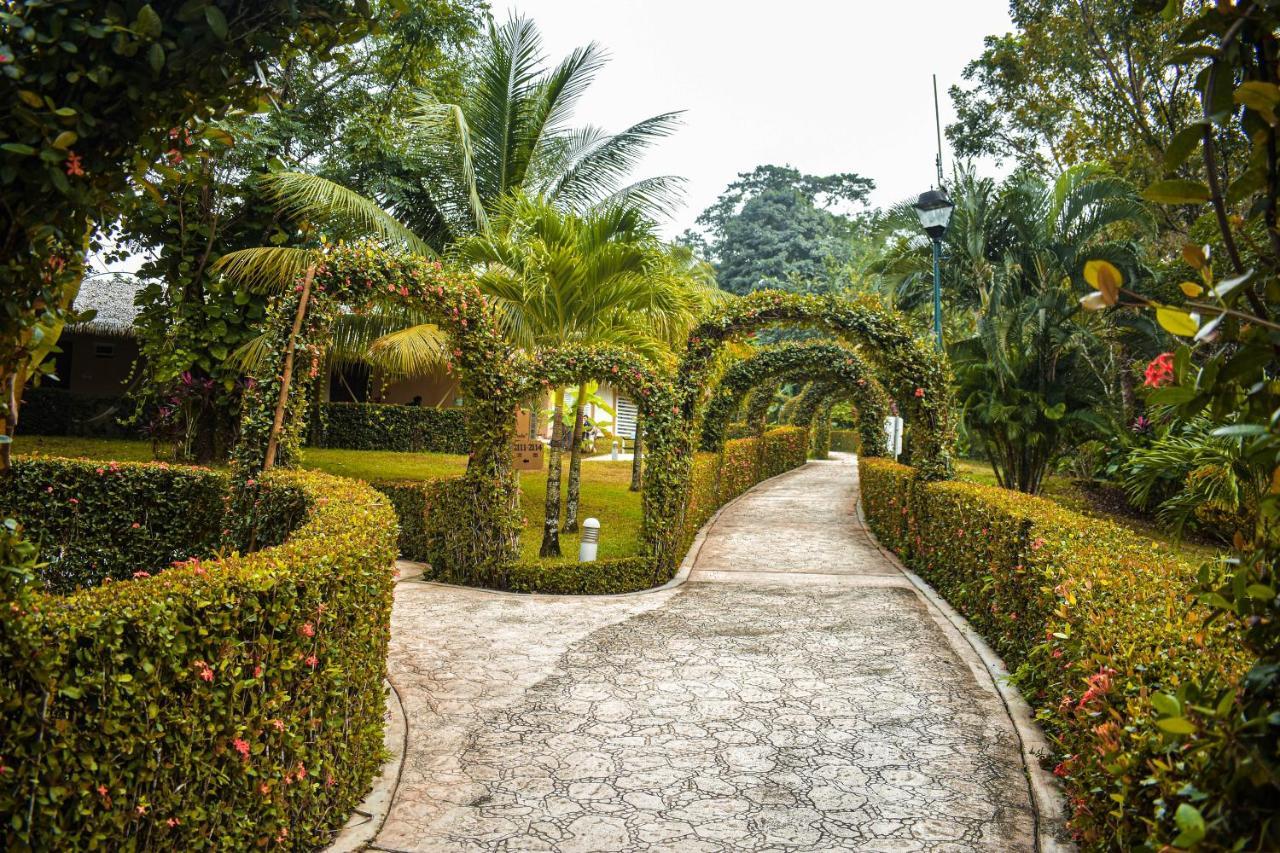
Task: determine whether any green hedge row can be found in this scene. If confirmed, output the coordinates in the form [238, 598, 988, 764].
[857, 458, 1248, 850]
[376, 426, 810, 595]
[1, 463, 398, 850]
[313, 402, 468, 453]
[829, 428, 860, 454]
[3, 458, 229, 593]
[18, 387, 137, 438]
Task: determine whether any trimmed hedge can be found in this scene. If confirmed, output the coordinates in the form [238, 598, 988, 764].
[4, 458, 228, 593]
[313, 401, 468, 453]
[857, 457, 1248, 850]
[378, 426, 810, 595]
[830, 429, 860, 454]
[0, 462, 398, 850]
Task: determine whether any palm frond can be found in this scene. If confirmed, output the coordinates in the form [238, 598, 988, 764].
[214, 247, 316, 294]
[257, 172, 435, 256]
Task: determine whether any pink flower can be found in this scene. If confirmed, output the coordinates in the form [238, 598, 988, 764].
[260, 782, 271, 795]
[914, 387, 925, 398]
[232, 738, 250, 760]
[131, 522, 141, 529]
[97, 785, 108, 797]
[271, 719, 285, 731]
[132, 571, 150, 579]
[65, 152, 85, 177]
[299, 622, 316, 638]
[135, 804, 147, 816]
[194, 660, 214, 682]
[167, 817, 180, 828]
[305, 654, 319, 668]
[295, 763, 307, 779]
[1031, 537, 1046, 550]
[253, 664, 263, 678]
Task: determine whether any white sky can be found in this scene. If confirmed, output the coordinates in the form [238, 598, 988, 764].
[495, 0, 1014, 237]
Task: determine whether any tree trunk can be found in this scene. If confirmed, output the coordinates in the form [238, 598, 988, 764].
[263, 266, 314, 471]
[539, 389, 565, 558]
[562, 383, 586, 533]
[629, 414, 643, 492]
[0, 367, 20, 472]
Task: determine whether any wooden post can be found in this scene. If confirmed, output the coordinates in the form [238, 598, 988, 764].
[263, 265, 315, 471]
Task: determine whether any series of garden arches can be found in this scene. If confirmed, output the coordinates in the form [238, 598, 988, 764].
[239, 242, 956, 576]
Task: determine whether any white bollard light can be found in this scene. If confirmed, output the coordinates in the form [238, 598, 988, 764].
[578, 517, 600, 562]
[611, 440, 620, 461]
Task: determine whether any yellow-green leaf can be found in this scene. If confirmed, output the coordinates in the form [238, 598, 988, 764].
[1156, 716, 1197, 735]
[1235, 81, 1280, 125]
[1144, 179, 1211, 205]
[1179, 281, 1204, 298]
[51, 131, 77, 150]
[1157, 306, 1199, 337]
[1084, 260, 1122, 305]
[18, 90, 43, 109]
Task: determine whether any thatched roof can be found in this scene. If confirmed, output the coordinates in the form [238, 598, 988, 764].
[71, 275, 142, 337]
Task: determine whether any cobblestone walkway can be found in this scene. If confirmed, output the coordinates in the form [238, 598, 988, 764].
[370, 456, 1038, 852]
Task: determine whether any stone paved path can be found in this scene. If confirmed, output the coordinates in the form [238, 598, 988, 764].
[371, 456, 1038, 852]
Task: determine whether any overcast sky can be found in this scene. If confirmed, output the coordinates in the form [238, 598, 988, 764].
[495, 0, 1014, 237]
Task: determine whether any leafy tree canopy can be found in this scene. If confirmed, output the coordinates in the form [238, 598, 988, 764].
[684, 164, 874, 295]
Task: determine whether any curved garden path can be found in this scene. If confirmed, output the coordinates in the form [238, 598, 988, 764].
[365, 456, 1048, 852]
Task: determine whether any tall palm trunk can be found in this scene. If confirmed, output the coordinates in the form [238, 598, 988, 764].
[563, 383, 587, 533]
[539, 389, 566, 557]
[629, 414, 643, 492]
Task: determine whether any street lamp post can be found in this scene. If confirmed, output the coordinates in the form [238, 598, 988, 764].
[913, 188, 954, 352]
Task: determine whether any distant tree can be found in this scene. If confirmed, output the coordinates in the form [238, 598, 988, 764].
[686, 164, 873, 295]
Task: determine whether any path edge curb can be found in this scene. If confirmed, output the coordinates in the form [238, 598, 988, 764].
[852, 474, 1075, 853]
[321, 677, 407, 853]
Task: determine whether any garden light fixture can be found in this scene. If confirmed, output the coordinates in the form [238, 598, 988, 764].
[914, 187, 954, 352]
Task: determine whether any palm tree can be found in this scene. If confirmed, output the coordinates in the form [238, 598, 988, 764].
[950, 163, 1153, 493]
[456, 192, 705, 555]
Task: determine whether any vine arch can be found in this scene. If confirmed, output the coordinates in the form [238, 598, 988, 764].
[676, 291, 955, 479]
[697, 341, 892, 456]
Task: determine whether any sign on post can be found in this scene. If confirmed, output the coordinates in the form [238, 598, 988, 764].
[513, 408, 545, 471]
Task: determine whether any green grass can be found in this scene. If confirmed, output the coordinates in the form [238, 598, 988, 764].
[954, 459, 1221, 565]
[12, 436, 643, 562]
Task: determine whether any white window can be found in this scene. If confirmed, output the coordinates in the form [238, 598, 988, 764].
[614, 395, 638, 439]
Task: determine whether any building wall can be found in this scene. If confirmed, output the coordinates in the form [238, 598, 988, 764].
[54, 333, 138, 395]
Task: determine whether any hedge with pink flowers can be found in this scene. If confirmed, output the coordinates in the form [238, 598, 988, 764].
[0, 463, 397, 849]
[857, 457, 1249, 849]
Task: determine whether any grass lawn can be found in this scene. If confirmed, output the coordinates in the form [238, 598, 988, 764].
[954, 459, 1222, 565]
[13, 435, 644, 563]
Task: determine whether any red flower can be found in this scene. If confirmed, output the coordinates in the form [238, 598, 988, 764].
[1143, 352, 1175, 388]
[65, 152, 85, 177]
[299, 622, 315, 638]
[232, 738, 250, 760]
[194, 660, 214, 682]
[914, 387, 925, 398]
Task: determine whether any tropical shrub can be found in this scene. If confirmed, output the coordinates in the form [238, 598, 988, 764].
[315, 402, 468, 454]
[3, 457, 228, 592]
[0, 465, 397, 849]
[858, 457, 1250, 849]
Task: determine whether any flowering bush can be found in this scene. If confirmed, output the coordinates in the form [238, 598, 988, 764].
[0, 464, 397, 849]
[313, 402, 468, 454]
[858, 457, 1249, 849]
[3, 457, 228, 592]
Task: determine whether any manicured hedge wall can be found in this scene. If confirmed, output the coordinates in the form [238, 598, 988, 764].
[0, 464, 398, 850]
[857, 457, 1248, 850]
[830, 429, 860, 454]
[3, 458, 228, 593]
[313, 402, 468, 453]
[378, 426, 810, 595]
[18, 387, 137, 438]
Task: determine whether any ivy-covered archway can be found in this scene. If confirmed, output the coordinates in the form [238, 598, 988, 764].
[516, 344, 690, 567]
[233, 243, 524, 565]
[697, 341, 892, 457]
[789, 380, 885, 455]
[677, 291, 955, 479]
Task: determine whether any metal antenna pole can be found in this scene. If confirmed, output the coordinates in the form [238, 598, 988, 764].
[933, 74, 945, 188]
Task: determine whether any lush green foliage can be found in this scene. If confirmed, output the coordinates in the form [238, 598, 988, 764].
[697, 341, 889, 456]
[2, 457, 227, 592]
[315, 402, 468, 454]
[0, 464, 397, 849]
[676, 290, 955, 479]
[0, 0, 367, 465]
[859, 457, 1253, 850]
[682, 164, 874, 295]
